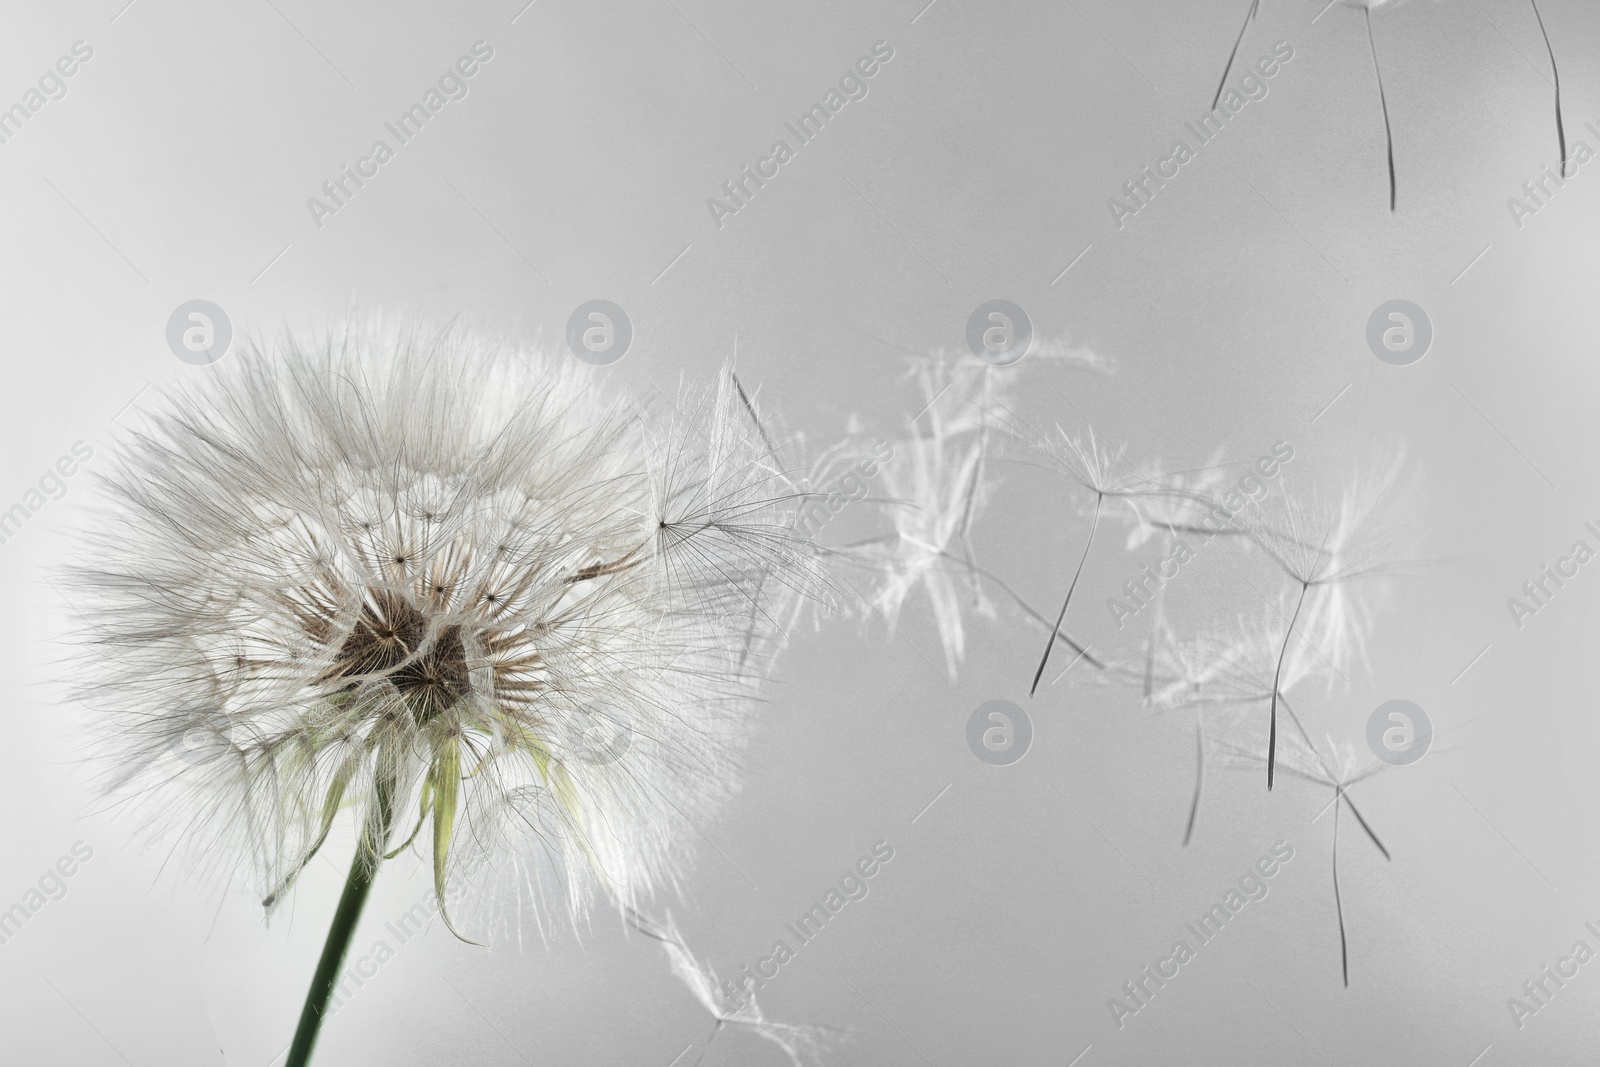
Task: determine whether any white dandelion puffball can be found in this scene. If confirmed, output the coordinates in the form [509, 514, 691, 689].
[68, 322, 817, 936]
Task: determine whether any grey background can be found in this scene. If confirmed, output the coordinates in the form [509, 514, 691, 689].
[4, 0, 1600, 1063]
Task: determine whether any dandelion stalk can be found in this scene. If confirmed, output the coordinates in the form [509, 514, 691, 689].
[286, 757, 399, 1067]
[1529, 0, 1568, 176]
[1031, 492, 1104, 695]
[1363, 5, 1398, 212]
[1212, 0, 1261, 110]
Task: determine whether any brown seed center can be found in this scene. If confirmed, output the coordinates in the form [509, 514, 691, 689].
[332, 590, 472, 719]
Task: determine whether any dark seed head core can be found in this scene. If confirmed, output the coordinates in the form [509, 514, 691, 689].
[333, 590, 472, 721]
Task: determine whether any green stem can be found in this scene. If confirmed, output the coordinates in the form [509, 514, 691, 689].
[286, 761, 397, 1067]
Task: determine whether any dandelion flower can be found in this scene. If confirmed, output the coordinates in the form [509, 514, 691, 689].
[64, 322, 819, 1065]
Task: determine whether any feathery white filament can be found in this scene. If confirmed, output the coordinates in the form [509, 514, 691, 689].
[67, 322, 817, 938]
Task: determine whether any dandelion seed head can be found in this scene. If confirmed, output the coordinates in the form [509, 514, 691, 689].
[66, 321, 817, 937]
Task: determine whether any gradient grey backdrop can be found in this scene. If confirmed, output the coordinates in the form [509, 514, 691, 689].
[4, 0, 1600, 1063]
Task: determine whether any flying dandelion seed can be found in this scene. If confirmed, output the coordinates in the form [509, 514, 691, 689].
[626, 908, 833, 1066]
[844, 349, 1111, 680]
[1341, 0, 1403, 213]
[815, 334, 1410, 992]
[1028, 437, 1405, 984]
[1231, 457, 1406, 788]
[1213, 721, 1389, 986]
[63, 321, 822, 1066]
[852, 338, 1414, 990]
[1132, 611, 1324, 844]
[1092, 447, 1408, 843]
[1022, 430, 1129, 695]
[1013, 426, 1233, 696]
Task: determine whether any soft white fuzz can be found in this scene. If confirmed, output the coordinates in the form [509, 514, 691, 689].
[67, 322, 818, 938]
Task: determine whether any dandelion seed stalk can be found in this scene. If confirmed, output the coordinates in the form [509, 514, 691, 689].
[1031, 492, 1104, 695]
[1212, 0, 1261, 110]
[1529, 0, 1568, 176]
[1363, 5, 1398, 212]
[1332, 789, 1350, 987]
[1267, 581, 1310, 789]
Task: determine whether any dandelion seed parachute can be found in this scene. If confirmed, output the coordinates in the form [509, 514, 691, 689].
[66, 320, 821, 940]
[857, 352, 1005, 680]
[1210, 726, 1389, 985]
[847, 345, 1112, 682]
[1211, 453, 1406, 786]
[869, 413, 993, 678]
[627, 908, 831, 1067]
